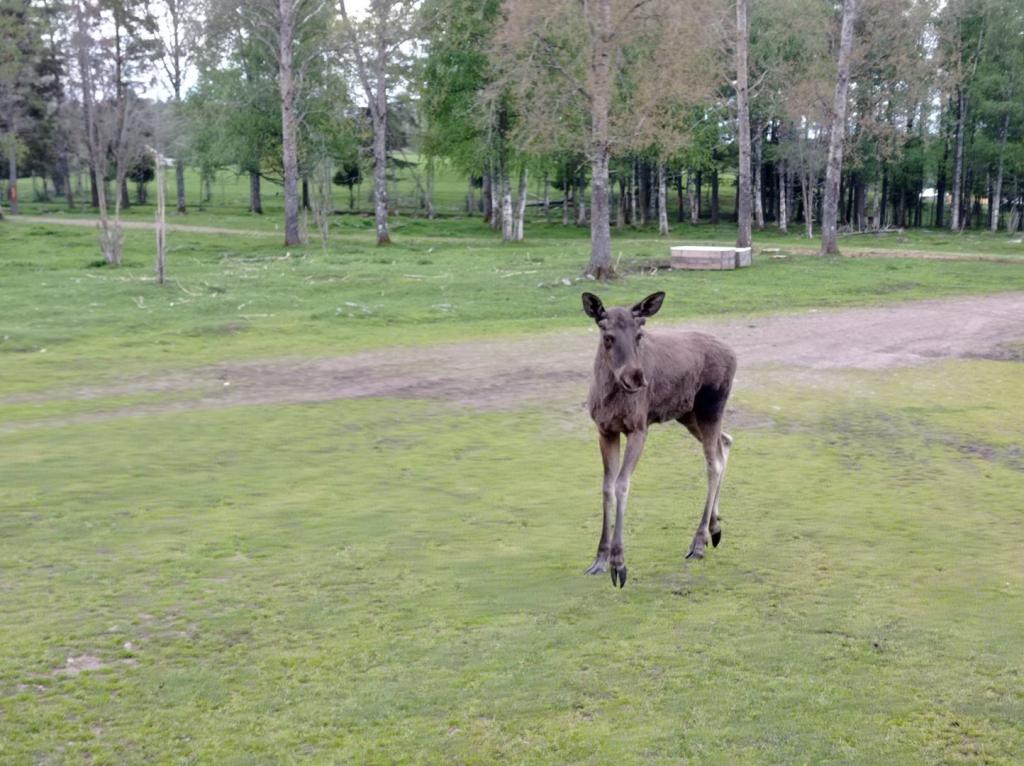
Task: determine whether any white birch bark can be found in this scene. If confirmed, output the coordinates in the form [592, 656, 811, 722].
[501, 170, 513, 241]
[514, 166, 528, 240]
[991, 114, 1008, 232]
[735, 0, 752, 247]
[820, 0, 858, 254]
[657, 163, 668, 235]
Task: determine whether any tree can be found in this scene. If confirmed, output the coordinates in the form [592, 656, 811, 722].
[498, 0, 719, 277]
[33, 0, 76, 210]
[820, 0, 858, 255]
[67, 0, 156, 263]
[939, 0, 986, 232]
[194, 5, 283, 215]
[72, 0, 119, 262]
[333, 156, 362, 208]
[419, 0, 502, 221]
[339, 0, 419, 246]
[0, 0, 44, 215]
[104, 0, 160, 211]
[241, 0, 333, 245]
[975, 0, 1023, 232]
[209, 0, 334, 243]
[276, 0, 302, 244]
[735, 0, 752, 247]
[156, 0, 201, 213]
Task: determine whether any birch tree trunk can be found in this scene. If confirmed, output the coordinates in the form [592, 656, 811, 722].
[950, 87, 966, 231]
[249, 170, 263, 214]
[75, 0, 119, 265]
[688, 172, 699, 224]
[514, 166, 528, 240]
[710, 170, 719, 225]
[482, 171, 492, 222]
[584, 0, 613, 278]
[371, 109, 390, 243]
[935, 136, 948, 227]
[63, 161, 74, 210]
[991, 114, 1008, 232]
[6, 139, 17, 214]
[634, 161, 645, 226]
[425, 155, 435, 219]
[576, 172, 587, 225]
[542, 171, 549, 221]
[501, 170, 513, 241]
[340, 0, 396, 245]
[735, 0, 752, 247]
[777, 161, 788, 234]
[153, 151, 167, 284]
[753, 125, 765, 229]
[803, 174, 813, 238]
[657, 163, 669, 235]
[175, 149, 186, 214]
[630, 162, 638, 225]
[675, 171, 684, 222]
[278, 0, 302, 246]
[820, 0, 858, 254]
[616, 178, 625, 228]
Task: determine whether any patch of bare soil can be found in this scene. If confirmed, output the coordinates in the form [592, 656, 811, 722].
[53, 654, 104, 677]
[767, 244, 1024, 264]
[3, 293, 1022, 431]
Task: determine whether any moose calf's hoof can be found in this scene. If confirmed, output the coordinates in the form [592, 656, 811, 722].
[584, 559, 608, 575]
[711, 529, 722, 548]
[610, 565, 627, 587]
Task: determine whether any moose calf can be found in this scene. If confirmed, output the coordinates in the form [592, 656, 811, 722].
[581, 291, 737, 587]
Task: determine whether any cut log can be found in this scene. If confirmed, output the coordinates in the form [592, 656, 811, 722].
[670, 245, 753, 270]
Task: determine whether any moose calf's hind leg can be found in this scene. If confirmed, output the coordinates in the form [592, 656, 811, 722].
[709, 432, 732, 548]
[686, 429, 725, 561]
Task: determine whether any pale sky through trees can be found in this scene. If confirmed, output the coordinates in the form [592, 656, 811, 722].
[144, 0, 374, 100]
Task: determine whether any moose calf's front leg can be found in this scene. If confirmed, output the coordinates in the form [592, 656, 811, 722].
[585, 431, 620, 575]
[609, 429, 647, 587]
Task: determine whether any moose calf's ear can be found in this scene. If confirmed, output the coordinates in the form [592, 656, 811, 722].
[581, 292, 606, 321]
[632, 291, 665, 318]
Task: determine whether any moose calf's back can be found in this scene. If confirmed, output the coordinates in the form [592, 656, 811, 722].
[589, 331, 737, 434]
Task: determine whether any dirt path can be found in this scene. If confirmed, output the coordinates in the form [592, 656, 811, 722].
[3, 293, 1022, 432]
[7, 215, 277, 238]
[774, 244, 1024, 264]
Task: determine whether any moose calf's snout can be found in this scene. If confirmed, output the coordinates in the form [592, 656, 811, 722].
[619, 368, 647, 391]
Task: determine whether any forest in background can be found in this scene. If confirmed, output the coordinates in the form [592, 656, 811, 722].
[1, 0, 1022, 271]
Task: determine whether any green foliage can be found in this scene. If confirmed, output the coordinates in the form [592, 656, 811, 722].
[187, 40, 282, 179]
[127, 152, 154, 184]
[418, 0, 501, 168]
[0, 0, 51, 182]
[333, 158, 362, 188]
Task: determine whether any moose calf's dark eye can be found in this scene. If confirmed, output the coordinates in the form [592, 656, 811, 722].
[636, 334, 643, 343]
[603, 336, 613, 348]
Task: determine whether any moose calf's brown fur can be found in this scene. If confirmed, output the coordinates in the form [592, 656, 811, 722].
[581, 291, 737, 587]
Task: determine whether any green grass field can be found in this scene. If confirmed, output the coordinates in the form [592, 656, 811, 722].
[1, 206, 1023, 763]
